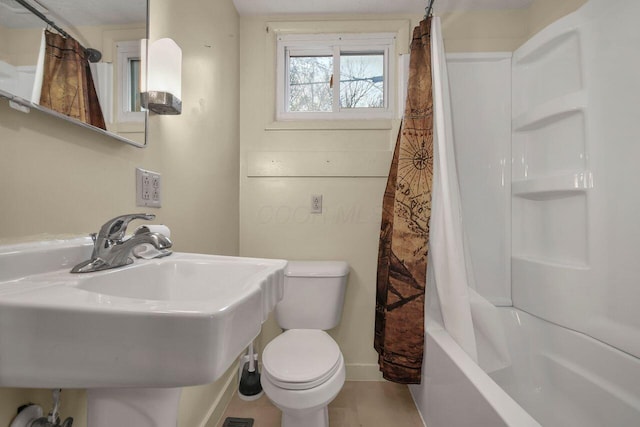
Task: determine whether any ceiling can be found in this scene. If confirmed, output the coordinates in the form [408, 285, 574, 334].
[0, 0, 145, 29]
[0, 0, 534, 30]
[232, 0, 534, 16]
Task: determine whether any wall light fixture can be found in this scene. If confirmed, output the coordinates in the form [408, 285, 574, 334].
[141, 38, 182, 115]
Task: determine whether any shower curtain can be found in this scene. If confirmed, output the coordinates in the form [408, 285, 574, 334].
[375, 17, 479, 383]
[429, 16, 477, 363]
[375, 18, 434, 384]
[37, 30, 106, 130]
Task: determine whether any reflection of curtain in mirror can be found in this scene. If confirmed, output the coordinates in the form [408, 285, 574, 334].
[39, 30, 106, 130]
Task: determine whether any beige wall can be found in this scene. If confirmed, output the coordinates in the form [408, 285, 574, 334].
[440, 9, 528, 52]
[0, 26, 8, 62]
[528, 0, 587, 37]
[1, 26, 41, 66]
[0, 0, 239, 425]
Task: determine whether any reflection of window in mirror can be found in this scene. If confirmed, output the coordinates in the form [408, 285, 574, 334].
[117, 41, 145, 124]
[129, 58, 142, 112]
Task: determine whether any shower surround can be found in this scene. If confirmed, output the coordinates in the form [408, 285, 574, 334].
[410, 1, 640, 425]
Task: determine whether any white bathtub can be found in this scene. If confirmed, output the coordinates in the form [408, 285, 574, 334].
[410, 308, 640, 427]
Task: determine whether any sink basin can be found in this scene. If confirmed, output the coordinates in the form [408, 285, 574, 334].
[0, 238, 286, 389]
[77, 258, 276, 302]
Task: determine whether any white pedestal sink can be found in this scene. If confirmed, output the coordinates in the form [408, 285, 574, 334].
[87, 388, 182, 427]
[0, 238, 286, 426]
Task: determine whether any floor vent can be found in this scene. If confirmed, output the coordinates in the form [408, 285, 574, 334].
[222, 417, 254, 427]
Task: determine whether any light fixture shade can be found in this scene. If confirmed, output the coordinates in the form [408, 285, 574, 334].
[140, 38, 182, 115]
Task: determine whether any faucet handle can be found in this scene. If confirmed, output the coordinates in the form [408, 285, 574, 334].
[98, 213, 156, 242]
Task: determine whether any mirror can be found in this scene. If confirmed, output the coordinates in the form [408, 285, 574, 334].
[0, 0, 148, 147]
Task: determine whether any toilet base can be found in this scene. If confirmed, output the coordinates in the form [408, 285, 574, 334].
[262, 354, 345, 427]
[282, 406, 328, 427]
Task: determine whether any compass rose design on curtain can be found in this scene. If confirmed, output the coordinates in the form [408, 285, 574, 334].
[375, 18, 433, 384]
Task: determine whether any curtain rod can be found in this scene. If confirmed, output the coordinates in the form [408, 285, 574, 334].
[14, 0, 102, 63]
[425, 0, 435, 18]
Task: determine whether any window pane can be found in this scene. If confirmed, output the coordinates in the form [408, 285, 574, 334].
[339, 52, 384, 109]
[129, 58, 141, 112]
[288, 55, 333, 112]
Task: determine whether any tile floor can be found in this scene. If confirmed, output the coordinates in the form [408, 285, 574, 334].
[218, 381, 424, 427]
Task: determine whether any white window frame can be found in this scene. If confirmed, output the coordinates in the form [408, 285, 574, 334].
[116, 40, 145, 123]
[276, 33, 396, 121]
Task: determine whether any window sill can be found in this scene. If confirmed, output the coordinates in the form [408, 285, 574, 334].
[265, 118, 396, 131]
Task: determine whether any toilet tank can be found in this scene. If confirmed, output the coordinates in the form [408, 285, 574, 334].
[275, 261, 349, 330]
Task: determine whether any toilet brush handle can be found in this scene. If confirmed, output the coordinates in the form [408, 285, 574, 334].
[248, 341, 256, 373]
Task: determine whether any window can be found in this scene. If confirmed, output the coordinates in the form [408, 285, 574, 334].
[276, 33, 395, 120]
[128, 57, 142, 112]
[116, 40, 145, 123]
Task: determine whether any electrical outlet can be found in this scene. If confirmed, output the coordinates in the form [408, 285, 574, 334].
[136, 168, 162, 208]
[311, 194, 322, 214]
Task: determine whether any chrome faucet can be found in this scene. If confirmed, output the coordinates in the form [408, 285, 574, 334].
[71, 213, 172, 273]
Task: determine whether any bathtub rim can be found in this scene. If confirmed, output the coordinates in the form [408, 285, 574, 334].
[424, 320, 541, 427]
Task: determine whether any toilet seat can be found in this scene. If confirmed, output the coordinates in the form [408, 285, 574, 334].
[262, 329, 342, 390]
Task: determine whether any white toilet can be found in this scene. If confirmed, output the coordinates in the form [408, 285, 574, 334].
[260, 261, 349, 427]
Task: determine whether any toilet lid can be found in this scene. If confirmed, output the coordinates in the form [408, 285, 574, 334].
[262, 329, 342, 390]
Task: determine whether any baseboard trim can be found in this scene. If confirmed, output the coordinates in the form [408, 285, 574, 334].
[345, 363, 385, 381]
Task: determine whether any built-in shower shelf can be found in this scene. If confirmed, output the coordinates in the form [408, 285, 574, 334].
[512, 171, 592, 200]
[512, 255, 590, 271]
[512, 24, 581, 67]
[513, 91, 587, 132]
